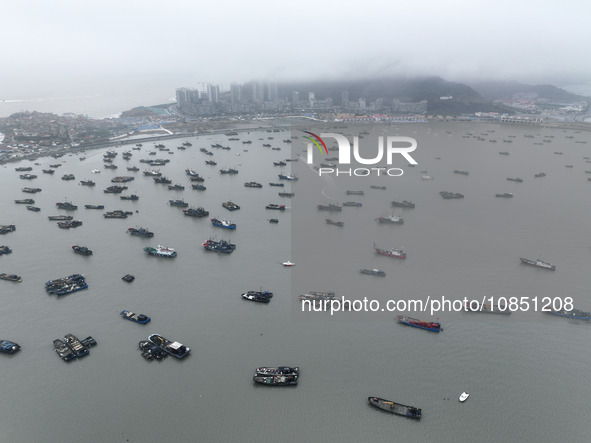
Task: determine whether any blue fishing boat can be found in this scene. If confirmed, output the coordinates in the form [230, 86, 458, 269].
[120, 310, 151, 324]
[211, 218, 236, 230]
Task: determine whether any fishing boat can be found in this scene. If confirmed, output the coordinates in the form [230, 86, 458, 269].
[127, 227, 154, 237]
[168, 184, 185, 191]
[202, 239, 236, 254]
[104, 185, 128, 194]
[122, 274, 135, 283]
[169, 200, 188, 208]
[519, 257, 556, 271]
[368, 397, 421, 419]
[397, 315, 441, 332]
[183, 207, 209, 217]
[64, 334, 89, 358]
[269, 182, 284, 187]
[548, 308, 591, 321]
[0, 273, 22, 283]
[255, 366, 298, 376]
[346, 190, 364, 195]
[138, 341, 167, 360]
[242, 292, 272, 303]
[21, 187, 41, 193]
[507, 177, 523, 183]
[454, 170, 469, 175]
[26, 205, 41, 212]
[0, 225, 16, 234]
[374, 243, 406, 259]
[0, 340, 20, 355]
[391, 200, 415, 208]
[282, 261, 295, 267]
[111, 176, 134, 183]
[148, 334, 190, 359]
[191, 184, 206, 190]
[222, 201, 240, 211]
[317, 203, 342, 211]
[80, 180, 95, 186]
[370, 185, 387, 190]
[376, 214, 404, 224]
[298, 291, 335, 302]
[440, 191, 464, 199]
[53, 339, 75, 361]
[120, 194, 139, 200]
[342, 202, 362, 207]
[15, 199, 35, 204]
[120, 310, 151, 324]
[47, 215, 72, 221]
[325, 219, 344, 227]
[84, 205, 104, 209]
[266, 204, 286, 210]
[278, 173, 298, 181]
[278, 192, 294, 198]
[103, 210, 130, 219]
[46, 274, 88, 295]
[0, 246, 13, 255]
[211, 218, 237, 230]
[72, 245, 93, 256]
[56, 202, 77, 210]
[144, 245, 176, 258]
[534, 172, 546, 178]
[253, 375, 298, 386]
[360, 269, 386, 277]
[495, 193, 513, 198]
[244, 182, 263, 188]
[143, 170, 162, 177]
[57, 220, 83, 229]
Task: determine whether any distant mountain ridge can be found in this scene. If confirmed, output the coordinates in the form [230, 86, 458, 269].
[468, 80, 587, 102]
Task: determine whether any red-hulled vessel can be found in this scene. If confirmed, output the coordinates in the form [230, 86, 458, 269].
[397, 315, 441, 332]
[374, 243, 406, 259]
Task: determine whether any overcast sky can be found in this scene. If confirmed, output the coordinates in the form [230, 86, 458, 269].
[1, 0, 590, 98]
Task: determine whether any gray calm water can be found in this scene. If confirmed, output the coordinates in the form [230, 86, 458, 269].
[1, 122, 590, 443]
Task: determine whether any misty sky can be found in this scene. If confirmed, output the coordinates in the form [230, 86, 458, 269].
[2, 0, 590, 98]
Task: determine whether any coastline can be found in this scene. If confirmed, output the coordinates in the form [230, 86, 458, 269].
[2, 116, 591, 166]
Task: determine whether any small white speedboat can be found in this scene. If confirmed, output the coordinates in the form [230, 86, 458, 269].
[91, 169, 101, 174]
[459, 392, 469, 402]
[282, 261, 295, 267]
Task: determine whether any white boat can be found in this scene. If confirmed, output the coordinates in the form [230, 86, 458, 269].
[91, 169, 101, 174]
[421, 175, 433, 180]
[459, 392, 469, 402]
[282, 261, 295, 267]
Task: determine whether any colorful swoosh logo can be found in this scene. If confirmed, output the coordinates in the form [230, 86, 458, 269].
[303, 131, 328, 155]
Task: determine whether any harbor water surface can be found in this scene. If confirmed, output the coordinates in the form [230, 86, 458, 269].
[0, 122, 590, 442]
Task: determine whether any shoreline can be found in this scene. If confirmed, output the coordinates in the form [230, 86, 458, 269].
[1, 117, 590, 166]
